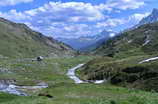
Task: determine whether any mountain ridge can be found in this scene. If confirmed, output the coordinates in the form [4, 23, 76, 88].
[57, 30, 116, 51]
[78, 21, 158, 92]
[94, 21, 158, 57]
[0, 17, 75, 58]
[138, 8, 158, 26]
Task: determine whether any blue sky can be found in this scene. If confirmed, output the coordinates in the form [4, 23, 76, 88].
[0, 0, 157, 38]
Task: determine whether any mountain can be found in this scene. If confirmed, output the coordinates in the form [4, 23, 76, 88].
[57, 30, 116, 52]
[138, 8, 158, 26]
[78, 10, 158, 91]
[0, 17, 75, 58]
[78, 22, 158, 92]
[94, 21, 158, 57]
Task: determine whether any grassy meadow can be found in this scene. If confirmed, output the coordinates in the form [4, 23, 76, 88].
[0, 55, 158, 104]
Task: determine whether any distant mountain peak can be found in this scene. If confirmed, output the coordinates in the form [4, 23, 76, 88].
[138, 8, 158, 26]
[57, 30, 116, 51]
[152, 8, 158, 14]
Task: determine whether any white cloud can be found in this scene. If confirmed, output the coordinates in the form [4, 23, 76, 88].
[0, 9, 31, 21]
[0, 2, 110, 38]
[106, 0, 145, 10]
[0, 0, 33, 6]
[106, 18, 127, 27]
[0, 1, 147, 38]
[129, 12, 150, 22]
[96, 18, 127, 28]
[24, 2, 108, 22]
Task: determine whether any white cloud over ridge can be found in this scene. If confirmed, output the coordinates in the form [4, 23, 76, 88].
[0, 9, 31, 20]
[129, 12, 150, 22]
[0, 0, 33, 6]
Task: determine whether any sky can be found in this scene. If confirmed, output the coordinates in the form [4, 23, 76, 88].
[0, 0, 157, 39]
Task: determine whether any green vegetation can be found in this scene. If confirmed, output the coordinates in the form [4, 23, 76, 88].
[0, 56, 92, 86]
[78, 22, 158, 94]
[1, 84, 158, 104]
[78, 55, 158, 91]
[0, 18, 75, 58]
[94, 22, 158, 57]
[0, 56, 158, 104]
[0, 16, 158, 104]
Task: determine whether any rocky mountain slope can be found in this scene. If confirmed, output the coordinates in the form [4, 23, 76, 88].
[94, 22, 158, 57]
[138, 8, 158, 26]
[0, 17, 75, 58]
[78, 21, 158, 92]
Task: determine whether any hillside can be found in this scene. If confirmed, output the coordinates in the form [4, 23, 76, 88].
[0, 18, 75, 58]
[78, 22, 158, 92]
[78, 55, 158, 92]
[94, 22, 158, 57]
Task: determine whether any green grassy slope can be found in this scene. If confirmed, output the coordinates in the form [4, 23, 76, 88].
[78, 55, 158, 91]
[0, 18, 75, 58]
[94, 22, 158, 57]
[78, 22, 158, 93]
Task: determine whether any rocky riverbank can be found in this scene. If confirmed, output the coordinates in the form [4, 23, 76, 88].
[0, 80, 48, 96]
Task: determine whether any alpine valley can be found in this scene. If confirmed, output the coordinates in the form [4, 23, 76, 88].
[0, 3, 158, 104]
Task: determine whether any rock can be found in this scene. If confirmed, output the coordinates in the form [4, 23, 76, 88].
[37, 82, 48, 86]
[36, 56, 44, 61]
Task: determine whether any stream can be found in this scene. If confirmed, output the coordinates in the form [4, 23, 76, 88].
[139, 56, 158, 64]
[0, 63, 105, 96]
[0, 81, 48, 96]
[67, 64, 105, 84]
